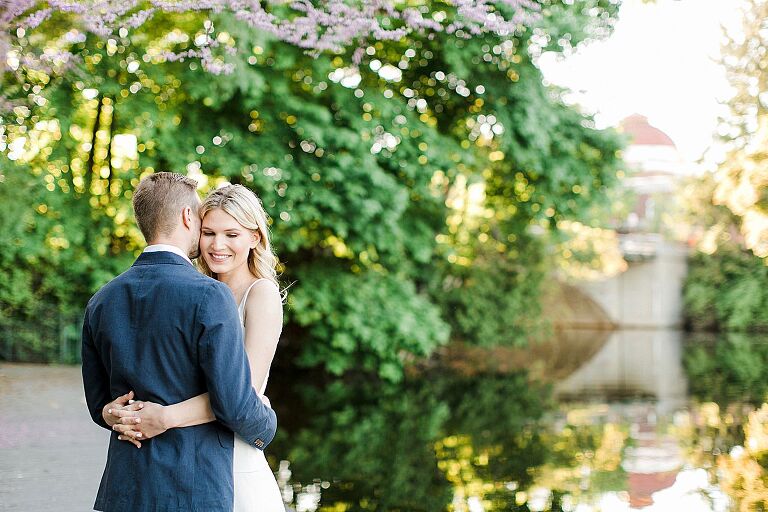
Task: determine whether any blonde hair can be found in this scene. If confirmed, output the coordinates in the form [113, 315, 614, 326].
[132, 172, 198, 242]
[198, 185, 282, 293]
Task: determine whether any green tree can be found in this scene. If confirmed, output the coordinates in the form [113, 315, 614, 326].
[684, 249, 768, 332]
[1, 2, 624, 378]
[712, 0, 768, 258]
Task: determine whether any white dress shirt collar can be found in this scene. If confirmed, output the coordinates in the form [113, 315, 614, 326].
[143, 244, 193, 265]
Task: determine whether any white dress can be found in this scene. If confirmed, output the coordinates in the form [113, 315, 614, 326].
[233, 279, 284, 512]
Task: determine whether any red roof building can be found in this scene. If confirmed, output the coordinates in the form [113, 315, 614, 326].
[621, 114, 676, 147]
[616, 114, 690, 233]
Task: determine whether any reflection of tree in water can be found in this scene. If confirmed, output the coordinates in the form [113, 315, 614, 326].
[282, 378, 452, 511]
[526, 406, 629, 510]
[263, 332, 768, 510]
[678, 402, 768, 512]
[435, 373, 553, 510]
[684, 332, 768, 406]
[268, 371, 553, 511]
[715, 405, 768, 511]
[681, 333, 768, 510]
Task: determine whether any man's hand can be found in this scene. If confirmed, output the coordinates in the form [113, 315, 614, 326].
[112, 401, 171, 449]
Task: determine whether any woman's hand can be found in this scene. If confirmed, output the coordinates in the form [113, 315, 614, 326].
[112, 401, 172, 448]
[101, 391, 141, 428]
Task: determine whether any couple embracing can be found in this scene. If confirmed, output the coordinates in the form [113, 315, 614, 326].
[81, 172, 286, 511]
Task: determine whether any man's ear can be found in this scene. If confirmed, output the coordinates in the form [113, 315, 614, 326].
[182, 206, 194, 229]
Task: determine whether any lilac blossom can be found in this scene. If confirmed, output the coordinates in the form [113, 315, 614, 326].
[0, 0, 540, 111]
[2, 0, 541, 73]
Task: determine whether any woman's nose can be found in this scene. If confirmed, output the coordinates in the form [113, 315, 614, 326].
[211, 235, 226, 250]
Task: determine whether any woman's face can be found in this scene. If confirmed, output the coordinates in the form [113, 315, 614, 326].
[200, 208, 258, 277]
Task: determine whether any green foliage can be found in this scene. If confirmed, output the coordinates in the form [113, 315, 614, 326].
[683, 333, 768, 405]
[678, 170, 768, 333]
[0, 162, 67, 360]
[432, 236, 548, 347]
[1, 1, 625, 377]
[684, 248, 768, 332]
[0, 158, 133, 361]
[289, 263, 449, 381]
[590, 468, 628, 494]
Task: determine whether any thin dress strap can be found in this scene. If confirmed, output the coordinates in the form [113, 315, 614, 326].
[237, 278, 267, 323]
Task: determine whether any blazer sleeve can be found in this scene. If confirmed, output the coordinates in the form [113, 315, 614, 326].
[197, 283, 277, 449]
[81, 308, 111, 430]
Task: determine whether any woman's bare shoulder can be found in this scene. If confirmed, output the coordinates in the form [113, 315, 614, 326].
[244, 279, 283, 315]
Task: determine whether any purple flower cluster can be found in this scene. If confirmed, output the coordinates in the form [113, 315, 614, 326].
[0, 0, 540, 110]
[2, 0, 541, 63]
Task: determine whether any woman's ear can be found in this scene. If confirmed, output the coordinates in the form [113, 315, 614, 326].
[251, 230, 261, 248]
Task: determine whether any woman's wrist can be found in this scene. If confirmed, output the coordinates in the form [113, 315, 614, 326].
[161, 404, 178, 429]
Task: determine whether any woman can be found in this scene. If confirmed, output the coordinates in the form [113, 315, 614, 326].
[113, 184, 285, 511]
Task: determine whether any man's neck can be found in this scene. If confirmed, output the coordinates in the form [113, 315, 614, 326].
[147, 239, 186, 252]
[144, 241, 193, 264]
[147, 235, 190, 252]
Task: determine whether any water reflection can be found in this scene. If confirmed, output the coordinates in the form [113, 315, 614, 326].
[684, 332, 768, 407]
[266, 330, 768, 511]
[268, 373, 552, 511]
[556, 329, 687, 415]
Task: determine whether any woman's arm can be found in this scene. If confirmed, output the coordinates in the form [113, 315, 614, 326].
[242, 280, 283, 392]
[111, 393, 214, 443]
[165, 393, 216, 428]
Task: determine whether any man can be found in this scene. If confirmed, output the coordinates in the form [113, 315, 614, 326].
[81, 172, 276, 511]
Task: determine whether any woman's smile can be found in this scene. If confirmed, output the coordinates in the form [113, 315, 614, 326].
[209, 253, 232, 262]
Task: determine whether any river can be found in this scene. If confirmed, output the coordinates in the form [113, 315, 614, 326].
[1, 329, 766, 511]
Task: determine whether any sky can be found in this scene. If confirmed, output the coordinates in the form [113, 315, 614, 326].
[537, 0, 743, 167]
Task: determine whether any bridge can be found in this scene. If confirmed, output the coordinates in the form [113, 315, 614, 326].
[573, 234, 689, 329]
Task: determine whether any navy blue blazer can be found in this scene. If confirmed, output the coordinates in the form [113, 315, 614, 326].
[82, 251, 277, 512]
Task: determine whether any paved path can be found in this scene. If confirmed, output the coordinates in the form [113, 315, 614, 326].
[0, 363, 108, 512]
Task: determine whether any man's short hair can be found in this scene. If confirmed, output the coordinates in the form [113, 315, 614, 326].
[132, 172, 199, 242]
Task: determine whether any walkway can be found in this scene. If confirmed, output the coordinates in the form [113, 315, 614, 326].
[0, 363, 108, 512]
